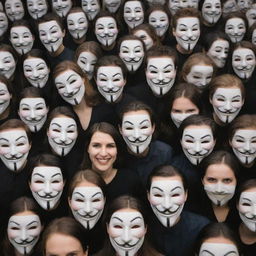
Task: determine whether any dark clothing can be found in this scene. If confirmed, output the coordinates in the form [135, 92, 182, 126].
[46, 47, 74, 68]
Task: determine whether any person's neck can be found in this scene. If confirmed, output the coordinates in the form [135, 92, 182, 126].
[74, 97, 89, 111]
[73, 35, 86, 44]
[0, 105, 10, 120]
[94, 167, 117, 184]
[48, 44, 65, 57]
[212, 112, 226, 126]
[239, 223, 256, 244]
[101, 41, 116, 51]
[176, 44, 192, 54]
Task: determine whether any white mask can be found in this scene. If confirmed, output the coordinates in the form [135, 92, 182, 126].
[0, 129, 30, 172]
[171, 113, 194, 128]
[52, 0, 72, 18]
[237, 0, 252, 12]
[108, 211, 146, 256]
[0, 12, 8, 37]
[119, 40, 144, 72]
[204, 183, 236, 206]
[81, 0, 100, 21]
[212, 88, 243, 124]
[123, 1, 144, 29]
[96, 66, 126, 103]
[232, 48, 256, 80]
[23, 57, 50, 88]
[181, 127, 215, 165]
[55, 70, 85, 105]
[133, 30, 153, 50]
[30, 166, 64, 210]
[77, 51, 97, 80]
[70, 186, 105, 230]
[231, 129, 256, 166]
[95, 17, 118, 47]
[27, 0, 48, 20]
[174, 17, 200, 52]
[19, 98, 48, 133]
[10, 26, 34, 55]
[207, 40, 229, 68]
[168, 0, 180, 15]
[121, 113, 154, 155]
[179, 0, 199, 9]
[0, 51, 16, 79]
[238, 191, 256, 232]
[186, 65, 213, 89]
[149, 179, 186, 227]
[149, 10, 169, 37]
[67, 12, 88, 40]
[199, 242, 239, 256]
[252, 29, 256, 46]
[8, 215, 41, 255]
[223, 0, 238, 14]
[104, 0, 121, 13]
[5, 0, 24, 22]
[146, 57, 176, 96]
[246, 7, 256, 27]
[0, 81, 11, 115]
[202, 0, 222, 25]
[39, 20, 64, 53]
[48, 117, 78, 156]
[225, 18, 246, 43]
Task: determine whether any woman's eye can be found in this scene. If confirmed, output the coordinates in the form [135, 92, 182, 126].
[193, 75, 200, 79]
[29, 226, 37, 230]
[52, 129, 60, 133]
[35, 180, 44, 184]
[17, 143, 25, 146]
[207, 177, 216, 182]
[172, 193, 180, 197]
[185, 139, 193, 143]
[242, 202, 251, 206]
[217, 98, 225, 102]
[114, 225, 122, 229]
[154, 194, 162, 197]
[201, 140, 210, 144]
[132, 225, 140, 229]
[52, 180, 60, 184]
[92, 198, 101, 202]
[11, 227, 19, 230]
[75, 198, 84, 202]
[223, 178, 232, 184]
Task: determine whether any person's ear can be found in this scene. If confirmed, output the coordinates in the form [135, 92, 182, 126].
[118, 124, 123, 135]
[152, 123, 155, 134]
[184, 189, 188, 202]
[68, 196, 71, 208]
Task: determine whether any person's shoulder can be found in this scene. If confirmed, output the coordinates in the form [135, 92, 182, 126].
[182, 211, 210, 229]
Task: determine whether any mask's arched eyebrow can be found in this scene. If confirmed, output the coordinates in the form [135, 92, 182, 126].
[92, 192, 103, 198]
[151, 187, 163, 192]
[113, 216, 123, 222]
[131, 216, 143, 222]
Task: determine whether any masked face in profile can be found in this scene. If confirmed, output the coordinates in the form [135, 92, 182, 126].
[39, 20, 64, 53]
[223, 0, 238, 14]
[146, 57, 176, 96]
[81, 0, 100, 21]
[47, 116, 78, 156]
[67, 11, 88, 40]
[246, 7, 256, 27]
[121, 110, 154, 155]
[8, 214, 41, 255]
[104, 0, 121, 13]
[123, 0, 144, 29]
[133, 30, 153, 50]
[0, 12, 8, 37]
[173, 17, 200, 52]
[202, 0, 222, 25]
[19, 97, 48, 133]
[77, 51, 97, 80]
[149, 177, 187, 227]
[0, 81, 11, 115]
[238, 190, 256, 232]
[5, 0, 25, 22]
[231, 129, 256, 166]
[232, 48, 256, 80]
[199, 242, 239, 256]
[95, 16, 118, 47]
[70, 186, 105, 230]
[23, 57, 50, 88]
[119, 39, 144, 72]
[0, 51, 16, 79]
[211, 87, 243, 124]
[225, 17, 246, 43]
[55, 70, 85, 105]
[52, 0, 72, 18]
[149, 10, 169, 37]
[96, 66, 126, 103]
[0, 129, 31, 172]
[27, 0, 48, 20]
[168, 0, 180, 15]
[181, 125, 215, 165]
[108, 210, 146, 256]
[30, 166, 64, 210]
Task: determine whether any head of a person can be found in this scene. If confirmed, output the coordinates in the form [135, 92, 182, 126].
[147, 165, 188, 227]
[169, 82, 201, 128]
[179, 115, 217, 165]
[209, 74, 244, 125]
[42, 217, 88, 256]
[194, 223, 241, 255]
[81, 0, 101, 21]
[26, 0, 49, 20]
[18, 87, 49, 133]
[223, 0, 238, 16]
[118, 35, 145, 73]
[51, 0, 72, 18]
[168, 0, 181, 16]
[232, 41, 256, 80]
[83, 122, 123, 173]
[0, 75, 13, 117]
[237, 179, 256, 232]
[46, 106, 79, 157]
[23, 49, 50, 89]
[103, 0, 122, 13]
[106, 195, 147, 256]
[94, 55, 127, 103]
[172, 8, 201, 52]
[145, 45, 177, 97]
[229, 114, 256, 167]
[0, 11, 8, 37]
[119, 101, 155, 156]
[5, 0, 25, 22]
[200, 0, 222, 26]
[5, 197, 42, 256]
[74, 41, 103, 81]
[204, 31, 230, 68]
[245, 4, 256, 28]
[200, 150, 239, 207]
[181, 53, 215, 90]
[29, 153, 65, 211]
[68, 169, 106, 230]
[179, 0, 200, 9]
[248, 22, 256, 46]
[0, 119, 31, 172]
